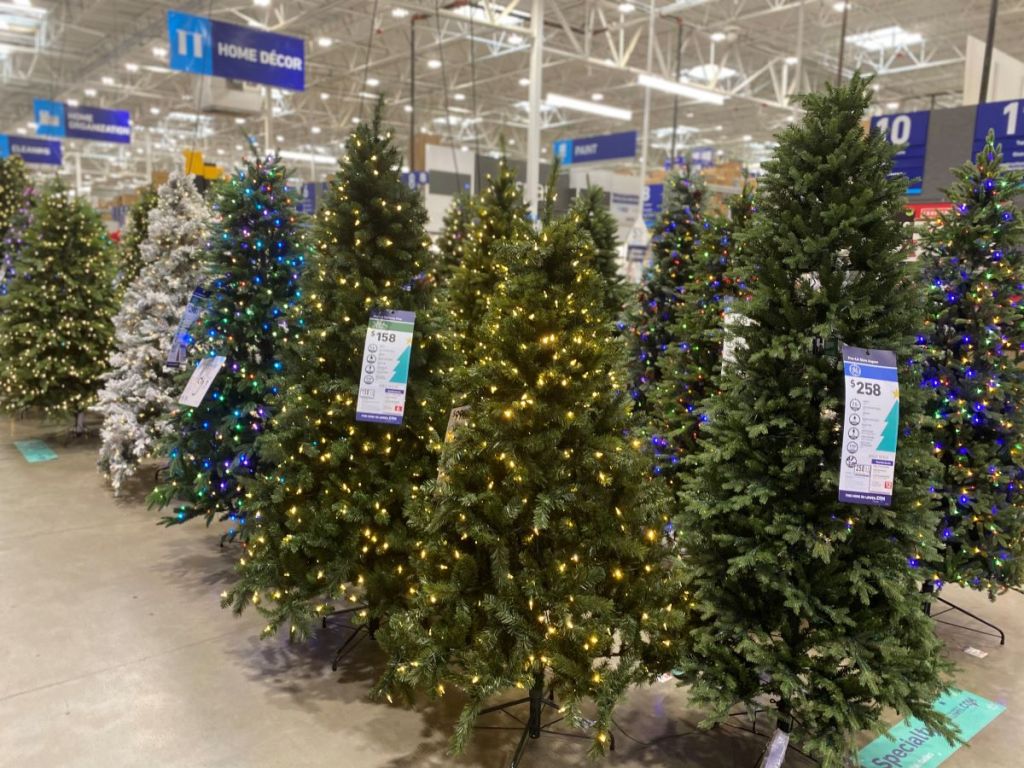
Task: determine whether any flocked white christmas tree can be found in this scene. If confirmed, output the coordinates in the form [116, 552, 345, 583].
[95, 173, 210, 493]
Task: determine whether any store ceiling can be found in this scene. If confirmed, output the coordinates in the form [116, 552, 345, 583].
[1, 0, 1023, 199]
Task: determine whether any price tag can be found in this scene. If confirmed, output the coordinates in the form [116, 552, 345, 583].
[178, 355, 226, 407]
[355, 309, 416, 425]
[166, 286, 209, 369]
[444, 405, 471, 444]
[838, 345, 899, 507]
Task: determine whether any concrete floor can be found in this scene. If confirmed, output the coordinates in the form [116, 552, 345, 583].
[0, 415, 1019, 768]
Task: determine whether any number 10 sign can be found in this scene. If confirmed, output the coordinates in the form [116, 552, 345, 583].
[355, 309, 416, 425]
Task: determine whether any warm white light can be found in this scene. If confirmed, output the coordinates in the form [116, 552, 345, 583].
[591, 93, 604, 101]
[637, 73, 726, 105]
[125, 62, 139, 72]
[427, 59, 442, 69]
[216, 148, 225, 155]
[320, 92, 330, 100]
[391, 7, 410, 17]
[235, 117, 246, 124]
[317, 36, 332, 47]
[352, 116, 361, 123]
[545, 92, 632, 121]
[404, 105, 413, 112]
[847, 25, 923, 51]
[742, 134, 752, 141]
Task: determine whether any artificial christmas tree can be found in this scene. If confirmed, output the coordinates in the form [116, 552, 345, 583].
[148, 155, 304, 532]
[0, 155, 29, 298]
[674, 75, 954, 764]
[95, 173, 211, 494]
[568, 185, 626, 317]
[444, 156, 531, 364]
[117, 184, 159, 288]
[375, 218, 684, 759]
[435, 190, 475, 282]
[225, 107, 448, 639]
[920, 130, 1024, 597]
[0, 178, 118, 420]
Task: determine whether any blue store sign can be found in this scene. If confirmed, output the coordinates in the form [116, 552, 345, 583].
[167, 10, 305, 91]
[0, 135, 62, 165]
[33, 99, 131, 144]
[871, 110, 929, 194]
[690, 146, 715, 169]
[643, 183, 663, 226]
[553, 131, 637, 165]
[974, 98, 1024, 170]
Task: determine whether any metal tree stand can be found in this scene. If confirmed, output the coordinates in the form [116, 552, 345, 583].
[321, 605, 376, 670]
[474, 671, 613, 768]
[923, 581, 1006, 645]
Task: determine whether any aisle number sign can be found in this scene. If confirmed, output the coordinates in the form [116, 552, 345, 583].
[838, 346, 899, 507]
[871, 111, 929, 194]
[178, 355, 226, 408]
[167, 10, 305, 91]
[355, 309, 416, 425]
[974, 98, 1024, 169]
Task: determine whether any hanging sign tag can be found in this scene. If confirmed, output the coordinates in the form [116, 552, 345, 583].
[355, 309, 416, 425]
[838, 345, 899, 507]
[166, 286, 210, 369]
[178, 355, 226, 407]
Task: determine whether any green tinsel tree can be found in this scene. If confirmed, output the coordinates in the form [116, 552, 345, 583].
[920, 130, 1024, 597]
[568, 185, 626, 317]
[435, 190, 475, 283]
[225, 106, 448, 639]
[674, 75, 954, 764]
[375, 218, 685, 758]
[0, 178, 117, 418]
[444, 156, 531, 364]
[118, 184, 159, 288]
[148, 154, 304, 533]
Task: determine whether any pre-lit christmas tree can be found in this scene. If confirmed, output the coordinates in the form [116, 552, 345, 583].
[0, 155, 29, 298]
[0, 178, 118, 419]
[435, 190, 475, 282]
[675, 76, 954, 763]
[920, 130, 1024, 596]
[375, 218, 684, 758]
[117, 184, 159, 288]
[627, 166, 710, 413]
[568, 185, 626, 317]
[148, 155, 304, 532]
[95, 174, 211, 494]
[225, 106, 448, 638]
[444, 156, 531, 363]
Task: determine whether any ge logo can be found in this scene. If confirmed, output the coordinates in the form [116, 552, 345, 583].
[845, 455, 858, 468]
[849, 363, 862, 377]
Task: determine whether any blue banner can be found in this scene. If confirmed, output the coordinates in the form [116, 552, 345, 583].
[553, 131, 637, 165]
[167, 10, 305, 91]
[690, 146, 715, 169]
[974, 98, 1024, 170]
[871, 110, 929, 194]
[643, 183, 663, 226]
[0, 135, 62, 165]
[33, 98, 131, 144]
[858, 688, 1004, 768]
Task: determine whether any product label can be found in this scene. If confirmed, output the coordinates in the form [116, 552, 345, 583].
[166, 286, 209, 369]
[838, 345, 899, 507]
[355, 309, 415, 425]
[178, 355, 226, 407]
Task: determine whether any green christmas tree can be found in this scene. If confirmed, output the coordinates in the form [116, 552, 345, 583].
[149, 154, 304, 533]
[0, 155, 30, 298]
[225, 107, 448, 639]
[444, 156, 531, 364]
[674, 75, 954, 763]
[375, 218, 685, 757]
[117, 184, 159, 288]
[435, 190, 475, 282]
[920, 130, 1024, 597]
[0, 178, 117, 417]
[568, 185, 626, 317]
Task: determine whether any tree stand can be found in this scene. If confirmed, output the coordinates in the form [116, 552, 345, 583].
[68, 411, 89, 439]
[923, 580, 1005, 646]
[321, 605, 376, 671]
[474, 671, 614, 768]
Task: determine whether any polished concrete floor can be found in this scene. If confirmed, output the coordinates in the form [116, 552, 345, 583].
[1, 414, 1019, 768]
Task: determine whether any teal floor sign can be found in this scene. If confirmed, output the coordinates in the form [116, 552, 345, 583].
[14, 440, 58, 463]
[858, 688, 1004, 768]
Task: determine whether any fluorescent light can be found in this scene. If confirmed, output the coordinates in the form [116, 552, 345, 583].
[67, 98, 79, 107]
[885, 101, 900, 110]
[320, 92, 329, 100]
[101, 76, 115, 85]
[637, 73, 726, 105]
[685, 64, 738, 82]
[366, 77, 380, 87]
[591, 93, 604, 101]
[391, 7, 410, 17]
[276, 134, 285, 141]
[453, 92, 466, 101]
[125, 62, 139, 72]
[710, 32, 726, 42]
[84, 87, 97, 97]
[152, 45, 167, 58]
[279, 149, 336, 164]
[235, 144, 243, 150]
[427, 59, 441, 69]
[785, 55, 799, 65]
[833, 1, 850, 10]
[742, 134, 752, 141]
[253, 0, 270, 6]
[311, 126, 321, 134]
[404, 104, 413, 112]
[660, 0, 715, 13]
[150, 106, 160, 115]
[216, 148, 225, 155]
[617, 2, 635, 12]
[847, 25, 922, 51]
[235, 117, 246, 124]
[545, 92, 632, 121]
[508, 33, 524, 45]
[317, 36, 332, 47]
[518, 77, 530, 86]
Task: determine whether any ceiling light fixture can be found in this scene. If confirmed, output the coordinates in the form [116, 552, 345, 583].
[660, 0, 715, 13]
[311, 126, 321, 134]
[391, 7, 410, 18]
[320, 92, 329, 100]
[366, 77, 380, 87]
[427, 58, 442, 69]
[125, 62, 139, 72]
[785, 55, 799, 65]
[518, 77, 530, 86]
[545, 92, 632, 121]
[83, 88, 97, 97]
[253, 0, 271, 7]
[591, 93, 604, 102]
[101, 76, 115, 86]
[235, 117, 246, 124]
[847, 25, 922, 51]
[885, 101, 900, 110]
[150, 106, 160, 115]
[453, 92, 466, 101]
[617, 3, 635, 12]
[637, 73, 726, 105]
[317, 36, 332, 47]
[710, 32, 726, 42]
[152, 45, 167, 58]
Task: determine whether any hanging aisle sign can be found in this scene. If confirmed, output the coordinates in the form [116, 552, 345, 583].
[838, 345, 899, 507]
[871, 110, 930, 194]
[166, 286, 210, 369]
[167, 10, 305, 91]
[553, 131, 637, 165]
[0, 135, 62, 165]
[33, 99, 131, 144]
[974, 98, 1024, 169]
[178, 355, 226, 407]
[355, 309, 416, 425]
